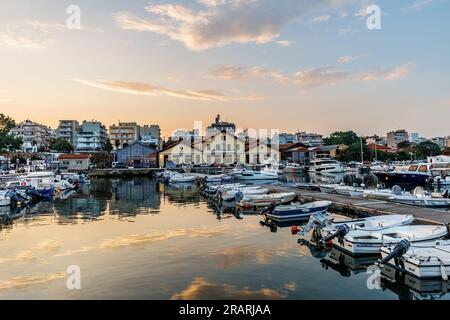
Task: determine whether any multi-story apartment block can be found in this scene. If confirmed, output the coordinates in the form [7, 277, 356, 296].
[387, 130, 409, 148]
[109, 122, 139, 149]
[9, 119, 52, 152]
[75, 121, 108, 153]
[56, 120, 79, 144]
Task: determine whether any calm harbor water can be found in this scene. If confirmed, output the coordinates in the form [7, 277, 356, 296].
[0, 177, 449, 300]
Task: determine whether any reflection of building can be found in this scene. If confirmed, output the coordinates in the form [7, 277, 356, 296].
[387, 130, 409, 148]
[109, 178, 161, 215]
[75, 121, 108, 153]
[58, 154, 90, 170]
[10, 119, 53, 152]
[116, 141, 158, 168]
[56, 120, 80, 144]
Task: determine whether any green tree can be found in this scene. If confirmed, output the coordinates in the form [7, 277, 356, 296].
[0, 114, 22, 151]
[339, 141, 370, 162]
[104, 140, 113, 153]
[323, 131, 359, 146]
[50, 138, 74, 153]
[397, 140, 411, 150]
[413, 141, 442, 159]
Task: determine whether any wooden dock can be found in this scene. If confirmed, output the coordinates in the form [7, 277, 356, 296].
[266, 185, 449, 225]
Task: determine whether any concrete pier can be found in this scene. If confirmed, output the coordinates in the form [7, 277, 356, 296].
[266, 185, 449, 225]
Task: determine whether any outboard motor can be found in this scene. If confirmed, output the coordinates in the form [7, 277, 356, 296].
[234, 191, 244, 203]
[323, 224, 350, 242]
[379, 239, 411, 265]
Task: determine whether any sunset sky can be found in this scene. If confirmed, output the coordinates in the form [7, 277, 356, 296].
[0, 0, 449, 138]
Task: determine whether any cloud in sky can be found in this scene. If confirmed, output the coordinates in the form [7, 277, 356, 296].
[208, 63, 412, 88]
[74, 79, 262, 102]
[113, 0, 355, 51]
[339, 55, 358, 64]
[404, 0, 434, 11]
[276, 40, 292, 46]
[358, 63, 413, 81]
[312, 14, 331, 22]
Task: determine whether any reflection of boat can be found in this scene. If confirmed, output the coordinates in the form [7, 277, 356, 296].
[327, 247, 379, 274]
[266, 200, 331, 221]
[169, 174, 196, 183]
[333, 225, 448, 255]
[381, 264, 450, 300]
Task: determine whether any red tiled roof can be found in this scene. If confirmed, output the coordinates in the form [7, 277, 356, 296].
[58, 154, 90, 160]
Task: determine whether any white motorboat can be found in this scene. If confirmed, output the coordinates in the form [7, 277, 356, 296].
[237, 192, 296, 208]
[433, 176, 450, 186]
[232, 168, 279, 181]
[332, 225, 448, 255]
[283, 163, 304, 173]
[308, 158, 346, 174]
[389, 187, 450, 208]
[363, 185, 411, 200]
[298, 212, 414, 240]
[0, 190, 11, 207]
[334, 184, 365, 198]
[266, 200, 331, 221]
[220, 187, 268, 202]
[380, 239, 450, 279]
[319, 184, 339, 194]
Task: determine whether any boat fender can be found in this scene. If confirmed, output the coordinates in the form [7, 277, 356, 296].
[378, 239, 411, 265]
[439, 259, 448, 281]
[291, 225, 299, 235]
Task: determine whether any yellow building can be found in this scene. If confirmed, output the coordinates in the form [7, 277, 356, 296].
[198, 132, 246, 165]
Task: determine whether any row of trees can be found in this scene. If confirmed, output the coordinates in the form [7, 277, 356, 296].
[324, 130, 444, 162]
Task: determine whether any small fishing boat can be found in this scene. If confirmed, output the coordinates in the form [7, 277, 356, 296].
[319, 184, 339, 194]
[232, 168, 279, 181]
[220, 187, 268, 202]
[331, 225, 448, 255]
[334, 185, 365, 198]
[389, 187, 450, 208]
[237, 192, 296, 208]
[266, 200, 331, 221]
[363, 185, 411, 200]
[380, 239, 450, 280]
[298, 212, 414, 240]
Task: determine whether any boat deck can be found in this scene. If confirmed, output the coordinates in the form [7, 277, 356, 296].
[266, 185, 450, 225]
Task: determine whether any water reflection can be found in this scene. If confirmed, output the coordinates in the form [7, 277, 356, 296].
[0, 177, 449, 300]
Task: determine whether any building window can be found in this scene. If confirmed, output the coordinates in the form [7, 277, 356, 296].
[216, 144, 221, 151]
[227, 144, 231, 151]
[236, 144, 240, 151]
[207, 144, 211, 151]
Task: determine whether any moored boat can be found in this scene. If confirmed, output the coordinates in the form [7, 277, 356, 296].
[237, 192, 296, 208]
[266, 200, 331, 221]
[331, 225, 448, 255]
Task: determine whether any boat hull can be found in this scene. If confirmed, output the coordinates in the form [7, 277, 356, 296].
[374, 172, 431, 186]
